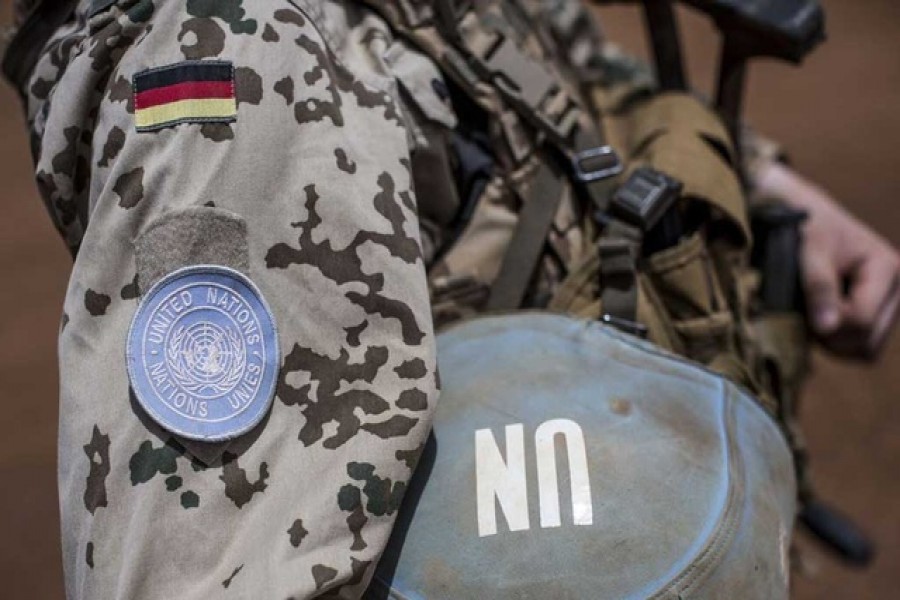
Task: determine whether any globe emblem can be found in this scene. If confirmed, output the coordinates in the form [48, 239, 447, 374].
[166, 319, 246, 400]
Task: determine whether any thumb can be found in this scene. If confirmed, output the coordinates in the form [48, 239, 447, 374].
[803, 251, 843, 334]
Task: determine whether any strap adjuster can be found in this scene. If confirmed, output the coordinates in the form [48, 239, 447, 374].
[609, 167, 682, 230]
[467, 31, 581, 146]
[601, 314, 649, 338]
[572, 145, 623, 182]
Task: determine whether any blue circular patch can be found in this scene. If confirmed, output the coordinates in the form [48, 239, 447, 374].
[127, 265, 279, 442]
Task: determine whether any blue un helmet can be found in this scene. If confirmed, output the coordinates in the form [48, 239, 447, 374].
[368, 314, 796, 599]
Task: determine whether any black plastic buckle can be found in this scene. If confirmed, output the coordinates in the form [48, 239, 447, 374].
[572, 146, 623, 182]
[609, 167, 682, 230]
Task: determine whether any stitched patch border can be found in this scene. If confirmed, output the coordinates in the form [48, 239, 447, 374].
[132, 60, 237, 132]
[126, 265, 279, 441]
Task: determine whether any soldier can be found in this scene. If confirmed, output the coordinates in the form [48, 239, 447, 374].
[2, 1, 898, 599]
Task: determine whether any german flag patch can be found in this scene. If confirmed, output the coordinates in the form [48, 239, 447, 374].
[133, 61, 237, 132]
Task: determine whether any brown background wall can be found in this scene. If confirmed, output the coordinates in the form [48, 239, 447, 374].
[0, 1, 897, 598]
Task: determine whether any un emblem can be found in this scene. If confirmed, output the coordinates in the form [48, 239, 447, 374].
[127, 265, 279, 441]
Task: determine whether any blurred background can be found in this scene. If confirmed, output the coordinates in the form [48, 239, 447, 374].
[0, 0, 897, 597]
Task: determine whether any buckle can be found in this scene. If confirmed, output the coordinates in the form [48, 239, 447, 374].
[601, 314, 649, 338]
[471, 33, 580, 146]
[609, 167, 682, 230]
[572, 145, 623, 182]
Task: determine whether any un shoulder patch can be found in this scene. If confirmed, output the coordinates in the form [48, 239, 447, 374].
[127, 266, 279, 441]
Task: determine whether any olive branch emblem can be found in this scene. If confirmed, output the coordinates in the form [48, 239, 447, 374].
[166, 323, 246, 396]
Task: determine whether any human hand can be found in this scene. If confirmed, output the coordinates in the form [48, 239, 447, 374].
[754, 162, 900, 360]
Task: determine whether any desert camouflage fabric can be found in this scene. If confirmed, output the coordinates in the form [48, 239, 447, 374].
[25, 0, 445, 597]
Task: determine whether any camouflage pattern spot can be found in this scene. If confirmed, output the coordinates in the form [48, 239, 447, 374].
[222, 564, 243, 589]
[274, 76, 295, 105]
[128, 439, 182, 485]
[345, 504, 367, 551]
[30, 78, 54, 101]
[396, 388, 428, 411]
[344, 320, 367, 347]
[165, 475, 183, 491]
[273, 8, 306, 28]
[287, 518, 308, 548]
[98, 126, 126, 168]
[334, 148, 356, 174]
[347, 81, 402, 127]
[235, 66, 263, 105]
[360, 415, 418, 438]
[347, 558, 373, 588]
[261, 23, 280, 42]
[113, 167, 145, 208]
[86, 542, 94, 569]
[178, 17, 226, 60]
[61, 312, 70, 332]
[51, 127, 89, 195]
[266, 179, 425, 346]
[276, 343, 392, 449]
[312, 564, 338, 591]
[293, 36, 343, 126]
[86, 6, 151, 74]
[344, 462, 405, 517]
[180, 490, 200, 509]
[126, 0, 154, 23]
[83, 426, 111, 514]
[395, 443, 424, 470]
[121, 274, 140, 300]
[394, 358, 426, 379]
[338, 484, 369, 551]
[220, 452, 268, 508]
[200, 123, 235, 142]
[36, 170, 79, 234]
[203, 201, 216, 207]
[84, 289, 111, 316]
[186, 0, 257, 35]
[107, 75, 134, 113]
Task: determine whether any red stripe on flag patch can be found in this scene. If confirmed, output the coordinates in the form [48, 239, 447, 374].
[135, 80, 235, 110]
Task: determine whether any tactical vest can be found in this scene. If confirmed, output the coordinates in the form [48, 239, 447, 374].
[360, 0, 793, 403]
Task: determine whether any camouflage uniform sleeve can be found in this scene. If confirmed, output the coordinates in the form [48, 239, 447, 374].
[27, 1, 437, 598]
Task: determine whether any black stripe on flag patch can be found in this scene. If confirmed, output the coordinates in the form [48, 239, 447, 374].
[134, 61, 234, 93]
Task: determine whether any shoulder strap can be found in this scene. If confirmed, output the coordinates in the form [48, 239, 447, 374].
[366, 0, 625, 310]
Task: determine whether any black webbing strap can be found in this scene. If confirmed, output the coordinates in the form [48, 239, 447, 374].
[487, 160, 565, 310]
[597, 220, 643, 333]
[2, 0, 75, 98]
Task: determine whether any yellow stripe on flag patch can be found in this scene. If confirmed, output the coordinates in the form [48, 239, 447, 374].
[135, 98, 237, 130]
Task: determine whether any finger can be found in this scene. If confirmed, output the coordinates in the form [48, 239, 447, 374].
[846, 252, 900, 329]
[802, 249, 843, 334]
[865, 276, 900, 359]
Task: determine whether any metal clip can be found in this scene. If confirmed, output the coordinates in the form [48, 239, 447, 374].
[572, 145, 623, 182]
[609, 167, 682, 230]
[601, 313, 649, 338]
